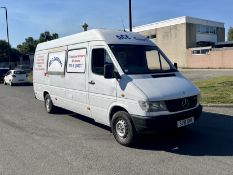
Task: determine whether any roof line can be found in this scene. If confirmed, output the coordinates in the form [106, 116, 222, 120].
[133, 16, 224, 32]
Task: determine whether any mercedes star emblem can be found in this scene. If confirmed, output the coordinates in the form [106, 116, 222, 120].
[182, 98, 189, 108]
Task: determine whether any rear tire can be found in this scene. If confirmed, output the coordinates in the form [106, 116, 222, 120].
[44, 94, 56, 114]
[111, 111, 137, 147]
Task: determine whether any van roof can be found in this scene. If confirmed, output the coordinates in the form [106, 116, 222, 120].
[36, 29, 154, 51]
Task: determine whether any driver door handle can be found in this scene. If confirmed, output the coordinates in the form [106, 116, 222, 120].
[88, 80, 95, 85]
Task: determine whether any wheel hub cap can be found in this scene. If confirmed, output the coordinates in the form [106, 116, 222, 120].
[116, 119, 128, 138]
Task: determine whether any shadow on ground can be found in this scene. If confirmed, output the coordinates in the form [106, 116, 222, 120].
[133, 111, 233, 156]
[54, 107, 111, 131]
[56, 108, 233, 156]
[12, 82, 33, 86]
[0, 82, 33, 86]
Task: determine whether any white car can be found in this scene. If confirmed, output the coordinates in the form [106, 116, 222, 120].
[4, 70, 28, 86]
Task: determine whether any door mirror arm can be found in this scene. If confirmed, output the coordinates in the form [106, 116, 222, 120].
[113, 71, 121, 80]
[104, 63, 121, 79]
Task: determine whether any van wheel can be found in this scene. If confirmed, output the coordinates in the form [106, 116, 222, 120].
[44, 94, 56, 114]
[111, 111, 136, 147]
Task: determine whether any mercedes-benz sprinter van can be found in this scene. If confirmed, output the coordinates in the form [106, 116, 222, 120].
[33, 29, 202, 146]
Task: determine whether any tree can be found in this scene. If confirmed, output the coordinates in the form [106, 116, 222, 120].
[17, 31, 59, 55]
[0, 40, 11, 62]
[0, 40, 21, 63]
[227, 27, 233, 41]
[17, 37, 38, 55]
[11, 48, 21, 61]
[38, 31, 59, 43]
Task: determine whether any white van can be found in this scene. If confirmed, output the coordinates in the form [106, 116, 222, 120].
[33, 29, 202, 146]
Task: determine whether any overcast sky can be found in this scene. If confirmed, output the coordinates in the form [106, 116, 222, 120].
[0, 0, 232, 47]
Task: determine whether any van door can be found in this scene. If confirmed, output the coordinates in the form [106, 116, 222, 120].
[88, 45, 117, 125]
[65, 43, 91, 117]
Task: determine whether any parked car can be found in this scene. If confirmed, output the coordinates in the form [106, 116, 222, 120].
[16, 65, 31, 73]
[0, 68, 9, 82]
[4, 70, 28, 86]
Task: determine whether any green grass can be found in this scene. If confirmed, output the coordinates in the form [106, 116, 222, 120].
[195, 76, 233, 104]
[28, 72, 33, 83]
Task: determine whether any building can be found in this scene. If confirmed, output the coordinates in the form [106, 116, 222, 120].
[133, 16, 225, 68]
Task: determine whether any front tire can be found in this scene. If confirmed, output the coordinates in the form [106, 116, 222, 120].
[111, 111, 137, 147]
[44, 94, 56, 114]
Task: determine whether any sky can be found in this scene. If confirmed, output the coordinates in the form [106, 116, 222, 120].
[0, 0, 232, 47]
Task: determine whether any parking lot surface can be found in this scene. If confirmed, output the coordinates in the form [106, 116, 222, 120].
[0, 84, 233, 175]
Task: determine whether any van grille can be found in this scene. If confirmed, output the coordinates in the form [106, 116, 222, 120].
[165, 96, 198, 112]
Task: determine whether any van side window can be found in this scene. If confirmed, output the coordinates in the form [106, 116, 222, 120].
[67, 49, 87, 73]
[48, 51, 66, 74]
[92, 48, 112, 75]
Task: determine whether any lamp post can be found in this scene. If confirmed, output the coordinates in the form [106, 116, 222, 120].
[1, 7, 11, 68]
[129, 0, 132, 31]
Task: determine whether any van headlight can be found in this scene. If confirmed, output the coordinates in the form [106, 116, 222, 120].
[139, 101, 167, 112]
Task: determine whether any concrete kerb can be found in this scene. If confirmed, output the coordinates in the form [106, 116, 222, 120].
[180, 68, 233, 71]
[202, 104, 233, 108]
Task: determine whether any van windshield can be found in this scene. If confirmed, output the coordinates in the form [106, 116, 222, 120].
[109, 45, 177, 75]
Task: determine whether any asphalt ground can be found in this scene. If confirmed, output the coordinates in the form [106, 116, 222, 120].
[0, 82, 233, 175]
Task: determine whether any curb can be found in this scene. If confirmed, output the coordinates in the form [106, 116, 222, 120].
[202, 104, 233, 108]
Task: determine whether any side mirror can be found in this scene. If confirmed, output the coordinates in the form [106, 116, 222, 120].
[174, 62, 178, 69]
[104, 63, 114, 79]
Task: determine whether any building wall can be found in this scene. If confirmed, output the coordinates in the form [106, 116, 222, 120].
[138, 23, 187, 67]
[186, 23, 197, 49]
[217, 27, 225, 42]
[135, 17, 226, 68]
[186, 48, 233, 68]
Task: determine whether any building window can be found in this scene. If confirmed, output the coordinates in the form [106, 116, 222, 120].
[192, 50, 201, 55]
[191, 47, 211, 55]
[150, 34, 157, 39]
[146, 34, 157, 39]
[209, 27, 216, 34]
[197, 25, 216, 34]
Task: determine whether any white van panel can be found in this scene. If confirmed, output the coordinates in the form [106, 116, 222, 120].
[33, 53, 48, 85]
[128, 73, 199, 101]
[64, 42, 90, 117]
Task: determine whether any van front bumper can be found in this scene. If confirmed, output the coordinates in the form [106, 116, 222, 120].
[131, 105, 202, 133]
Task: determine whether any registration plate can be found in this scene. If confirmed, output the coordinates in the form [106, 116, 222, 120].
[177, 117, 194, 128]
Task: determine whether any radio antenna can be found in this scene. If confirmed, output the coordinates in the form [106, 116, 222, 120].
[121, 17, 126, 32]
